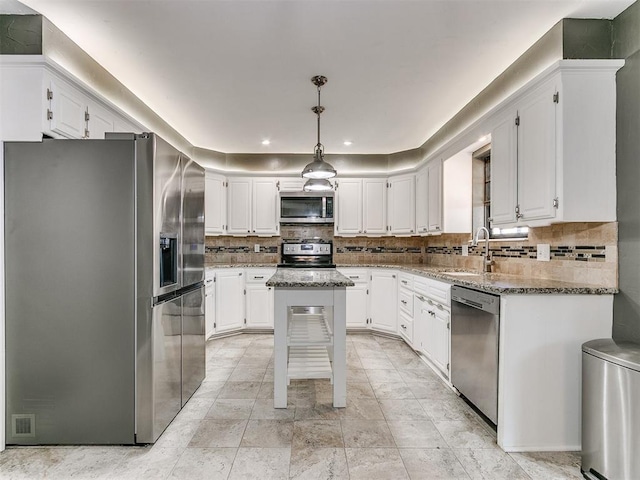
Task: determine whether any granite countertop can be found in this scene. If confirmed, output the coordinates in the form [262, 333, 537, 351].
[206, 263, 617, 295]
[265, 268, 355, 288]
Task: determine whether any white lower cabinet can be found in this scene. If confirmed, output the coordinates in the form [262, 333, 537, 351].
[369, 270, 397, 334]
[414, 277, 451, 378]
[427, 307, 450, 374]
[245, 268, 276, 329]
[339, 269, 369, 329]
[214, 269, 245, 333]
[205, 271, 216, 339]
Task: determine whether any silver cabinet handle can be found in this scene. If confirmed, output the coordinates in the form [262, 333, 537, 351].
[416, 295, 426, 302]
[254, 276, 264, 279]
[349, 276, 359, 279]
[401, 300, 407, 305]
[401, 280, 408, 285]
[427, 299, 435, 306]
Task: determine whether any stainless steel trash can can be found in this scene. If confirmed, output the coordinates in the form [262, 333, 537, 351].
[582, 339, 640, 480]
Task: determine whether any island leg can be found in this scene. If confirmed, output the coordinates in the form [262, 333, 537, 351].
[332, 288, 346, 407]
[273, 289, 289, 408]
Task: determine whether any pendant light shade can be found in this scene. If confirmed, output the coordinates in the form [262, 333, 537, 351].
[302, 75, 336, 180]
[302, 151, 336, 179]
[303, 178, 333, 192]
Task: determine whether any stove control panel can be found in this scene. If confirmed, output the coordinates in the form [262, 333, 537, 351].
[282, 242, 332, 256]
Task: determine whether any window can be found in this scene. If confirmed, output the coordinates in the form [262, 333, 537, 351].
[472, 145, 528, 239]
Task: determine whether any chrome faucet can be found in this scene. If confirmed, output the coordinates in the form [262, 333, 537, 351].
[473, 227, 494, 273]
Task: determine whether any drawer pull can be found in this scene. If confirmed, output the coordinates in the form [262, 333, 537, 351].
[349, 276, 359, 279]
[254, 276, 264, 279]
[401, 280, 408, 285]
[401, 300, 407, 305]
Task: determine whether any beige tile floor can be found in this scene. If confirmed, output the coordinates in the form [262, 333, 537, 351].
[0, 333, 583, 479]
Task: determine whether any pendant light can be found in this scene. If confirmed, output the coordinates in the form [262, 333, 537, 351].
[302, 75, 336, 187]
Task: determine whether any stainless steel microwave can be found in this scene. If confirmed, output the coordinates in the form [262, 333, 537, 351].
[279, 191, 334, 224]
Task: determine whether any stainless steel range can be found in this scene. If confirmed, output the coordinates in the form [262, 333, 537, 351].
[278, 240, 335, 268]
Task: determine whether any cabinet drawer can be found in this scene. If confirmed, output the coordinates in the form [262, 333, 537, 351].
[426, 279, 451, 307]
[398, 273, 414, 290]
[414, 278, 428, 297]
[399, 311, 413, 345]
[245, 268, 276, 284]
[399, 288, 414, 316]
[338, 268, 369, 283]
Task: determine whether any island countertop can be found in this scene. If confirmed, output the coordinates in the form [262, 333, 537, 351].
[266, 268, 355, 288]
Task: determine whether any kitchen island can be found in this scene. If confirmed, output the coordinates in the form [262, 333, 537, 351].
[266, 269, 354, 408]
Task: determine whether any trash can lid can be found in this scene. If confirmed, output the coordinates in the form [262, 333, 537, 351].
[582, 338, 640, 372]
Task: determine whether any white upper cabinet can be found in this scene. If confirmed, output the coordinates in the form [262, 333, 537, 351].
[278, 178, 305, 192]
[86, 100, 116, 139]
[415, 167, 429, 234]
[427, 160, 443, 233]
[517, 77, 557, 222]
[252, 178, 279, 235]
[227, 178, 252, 234]
[362, 178, 387, 235]
[335, 179, 363, 235]
[415, 161, 442, 235]
[490, 111, 518, 225]
[388, 174, 416, 235]
[227, 177, 278, 236]
[489, 60, 622, 228]
[205, 172, 227, 235]
[335, 178, 387, 236]
[0, 57, 145, 142]
[48, 77, 87, 138]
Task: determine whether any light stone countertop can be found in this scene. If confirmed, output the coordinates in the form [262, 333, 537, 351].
[205, 263, 617, 295]
[265, 268, 354, 288]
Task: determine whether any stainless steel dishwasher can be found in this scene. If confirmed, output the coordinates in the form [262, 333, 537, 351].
[451, 286, 500, 425]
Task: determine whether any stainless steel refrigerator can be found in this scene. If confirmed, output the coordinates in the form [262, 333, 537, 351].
[4, 132, 205, 445]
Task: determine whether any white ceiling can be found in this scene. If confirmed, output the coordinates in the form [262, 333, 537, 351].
[18, 0, 634, 155]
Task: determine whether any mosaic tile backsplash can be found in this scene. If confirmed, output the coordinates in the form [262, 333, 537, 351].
[206, 222, 618, 288]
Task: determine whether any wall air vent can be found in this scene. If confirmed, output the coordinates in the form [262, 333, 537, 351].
[11, 414, 35, 438]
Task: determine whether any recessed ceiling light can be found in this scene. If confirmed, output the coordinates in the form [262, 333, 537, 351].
[343, 141, 353, 146]
[262, 139, 271, 145]
[478, 135, 488, 142]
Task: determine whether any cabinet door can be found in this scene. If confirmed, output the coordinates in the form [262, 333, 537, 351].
[227, 178, 252, 235]
[215, 270, 245, 333]
[278, 178, 305, 192]
[415, 167, 429, 234]
[246, 284, 274, 328]
[346, 283, 368, 329]
[335, 179, 362, 235]
[48, 78, 86, 138]
[428, 307, 450, 377]
[517, 80, 557, 222]
[490, 111, 518, 225]
[427, 160, 442, 233]
[252, 178, 279, 235]
[86, 101, 115, 139]
[362, 178, 387, 235]
[370, 270, 397, 333]
[205, 172, 227, 235]
[205, 275, 215, 338]
[414, 295, 429, 355]
[388, 174, 415, 235]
